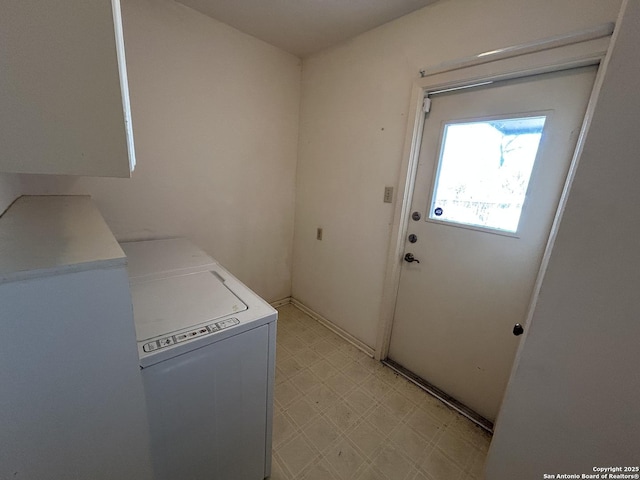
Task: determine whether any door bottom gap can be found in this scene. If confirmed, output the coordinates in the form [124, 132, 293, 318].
[382, 358, 494, 434]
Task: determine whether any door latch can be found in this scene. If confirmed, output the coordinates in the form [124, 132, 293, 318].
[404, 253, 420, 263]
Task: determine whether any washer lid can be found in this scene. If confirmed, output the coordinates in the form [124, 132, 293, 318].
[131, 270, 248, 341]
[122, 238, 216, 279]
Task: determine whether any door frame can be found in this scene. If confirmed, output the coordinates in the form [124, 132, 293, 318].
[374, 25, 614, 362]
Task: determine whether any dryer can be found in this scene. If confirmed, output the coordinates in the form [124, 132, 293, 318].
[121, 238, 277, 480]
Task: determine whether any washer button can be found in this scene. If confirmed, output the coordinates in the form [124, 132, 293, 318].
[216, 318, 239, 329]
[143, 341, 159, 352]
[159, 337, 175, 347]
[175, 333, 189, 343]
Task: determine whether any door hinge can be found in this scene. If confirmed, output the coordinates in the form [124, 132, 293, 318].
[422, 96, 432, 113]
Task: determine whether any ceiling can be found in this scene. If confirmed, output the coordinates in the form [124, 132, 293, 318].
[176, 0, 439, 58]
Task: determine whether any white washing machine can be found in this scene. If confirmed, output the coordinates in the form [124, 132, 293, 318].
[120, 238, 277, 480]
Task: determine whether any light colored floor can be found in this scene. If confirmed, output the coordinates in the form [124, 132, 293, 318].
[270, 304, 491, 480]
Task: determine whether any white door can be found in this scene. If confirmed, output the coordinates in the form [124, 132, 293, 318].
[388, 66, 597, 422]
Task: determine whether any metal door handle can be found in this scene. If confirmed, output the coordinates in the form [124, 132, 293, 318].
[404, 253, 420, 263]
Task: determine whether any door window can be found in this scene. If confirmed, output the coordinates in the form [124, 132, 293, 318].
[429, 115, 546, 233]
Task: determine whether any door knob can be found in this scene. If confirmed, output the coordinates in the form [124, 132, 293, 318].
[513, 324, 524, 336]
[404, 253, 420, 263]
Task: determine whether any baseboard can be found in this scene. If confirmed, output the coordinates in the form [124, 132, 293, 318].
[289, 299, 375, 358]
[269, 297, 292, 308]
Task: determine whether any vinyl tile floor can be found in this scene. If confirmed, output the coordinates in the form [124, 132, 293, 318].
[269, 304, 491, 480]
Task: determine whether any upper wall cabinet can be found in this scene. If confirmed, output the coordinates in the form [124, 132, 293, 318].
[0, 0, 135, 177]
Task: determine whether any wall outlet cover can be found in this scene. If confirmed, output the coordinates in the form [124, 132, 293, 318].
[384, 186, 393, 203]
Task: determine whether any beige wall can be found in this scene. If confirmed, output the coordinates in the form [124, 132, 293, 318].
[293, 0, 622, 347]
[486, 0, 640, 475]
[17, 0, 302, 302]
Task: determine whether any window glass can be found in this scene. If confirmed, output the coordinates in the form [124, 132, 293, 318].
[430, 116, 546, 233]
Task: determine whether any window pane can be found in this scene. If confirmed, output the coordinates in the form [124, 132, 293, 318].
[430, 116, 546, 233]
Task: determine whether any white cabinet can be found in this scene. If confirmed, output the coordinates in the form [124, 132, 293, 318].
[0, 1, 135, 177]
[0, 196, 152, 479]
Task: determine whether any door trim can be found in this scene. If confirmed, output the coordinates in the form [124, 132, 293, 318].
[374, 30, 612, 362]
[418, 23, 613, 78]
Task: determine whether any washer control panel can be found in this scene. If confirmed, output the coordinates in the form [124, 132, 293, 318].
[143, 318, 240, 353]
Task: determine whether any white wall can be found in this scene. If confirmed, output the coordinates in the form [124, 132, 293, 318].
[18, 0, 301, 302]
[486, 0, 640, 476]
[293, 0, 622, 347]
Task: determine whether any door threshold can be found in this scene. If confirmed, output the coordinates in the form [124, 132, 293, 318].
[382, 358, 494, 434]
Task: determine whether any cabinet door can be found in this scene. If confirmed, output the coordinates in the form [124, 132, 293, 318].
[0, 0, 135, 177]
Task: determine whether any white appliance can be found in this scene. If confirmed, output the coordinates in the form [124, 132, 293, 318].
[120, 238, 277, 480]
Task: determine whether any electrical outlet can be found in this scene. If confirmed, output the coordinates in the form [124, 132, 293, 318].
[316, 228, 323, 240]
[384, 186, 393, 203]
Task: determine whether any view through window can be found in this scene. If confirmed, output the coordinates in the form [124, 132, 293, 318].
[429, 115, 547, 233]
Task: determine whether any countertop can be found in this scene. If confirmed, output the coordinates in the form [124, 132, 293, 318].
[0, 195, 126, 284]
